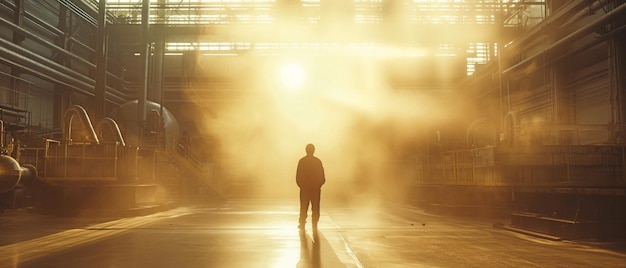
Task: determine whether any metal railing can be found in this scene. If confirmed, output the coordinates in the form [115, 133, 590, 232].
[413, 145, 625, 186]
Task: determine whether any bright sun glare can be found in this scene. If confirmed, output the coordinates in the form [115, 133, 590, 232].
[278, 61, 307, 90]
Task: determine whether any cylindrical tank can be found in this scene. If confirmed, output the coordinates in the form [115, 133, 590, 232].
[0, 155, 23, 194]
[108, 100, 180, 150]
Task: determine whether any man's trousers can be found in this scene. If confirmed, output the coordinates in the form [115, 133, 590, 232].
[299, 188, 321, 226]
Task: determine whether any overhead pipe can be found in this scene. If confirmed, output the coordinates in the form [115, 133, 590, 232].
[0, 16, 136, 100]
[58, 0, 98, 27]
[505, 1, 604, 51]
[0, 16, 93, 67]
[503, 3, 626, 75]
[0, 16, 100, 69]
[0, 109, 37, 122]
[23, 11, 65, 37]
[0, 37, 93, 89]
[0, 41, 128, 105]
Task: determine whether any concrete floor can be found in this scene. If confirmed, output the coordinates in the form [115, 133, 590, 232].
[1, 198, 625, 268]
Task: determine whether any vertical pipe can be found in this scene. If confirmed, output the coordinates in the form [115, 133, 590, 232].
[10, 0, 25, 97]
[607, 1, 626, 144]
[153, 0, 165, 104]
[620, 146, 626, 182]
[138, 0, 150, 146]
[497, 0, 504, 140]
[12, 0, 24, 42]
[155, 38, 165, 149]
[156, 0, 166, 149]
[151, 38, 164, 103]
[94, 0, 107, 121]
[0, 120, 3, 149]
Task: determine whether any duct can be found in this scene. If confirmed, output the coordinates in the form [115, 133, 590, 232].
[62, 105, 100, 144]
[503, 3, 626, 75]
[95, 117, 126, 146]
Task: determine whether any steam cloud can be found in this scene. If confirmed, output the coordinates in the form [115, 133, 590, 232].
[187, 14, 468, 206]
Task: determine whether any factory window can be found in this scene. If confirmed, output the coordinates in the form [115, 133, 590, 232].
[109, 0, 518, 76]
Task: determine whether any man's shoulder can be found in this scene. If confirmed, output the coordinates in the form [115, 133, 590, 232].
[299, 155, 321, 163]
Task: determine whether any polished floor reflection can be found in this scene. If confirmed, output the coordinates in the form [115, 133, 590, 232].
[1, 198, 625, 267]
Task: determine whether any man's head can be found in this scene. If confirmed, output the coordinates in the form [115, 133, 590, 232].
[305, 143, 315, 155]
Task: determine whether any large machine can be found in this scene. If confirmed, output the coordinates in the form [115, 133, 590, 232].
[0, 101, 184, 214]
[0, 117, 38, 200]
[0, 155, 37, 196]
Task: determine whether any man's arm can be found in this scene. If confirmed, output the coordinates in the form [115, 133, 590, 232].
[319, 159, 326, 185]
[295, 159, 302, 187]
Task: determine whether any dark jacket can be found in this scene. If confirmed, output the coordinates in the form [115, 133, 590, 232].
[296, 155, 325, 189]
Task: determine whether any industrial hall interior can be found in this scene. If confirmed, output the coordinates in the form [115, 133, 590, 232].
[1, 0, 625, 267]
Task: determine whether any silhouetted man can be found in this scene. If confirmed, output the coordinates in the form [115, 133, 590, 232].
[296, 143, 325, 232]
